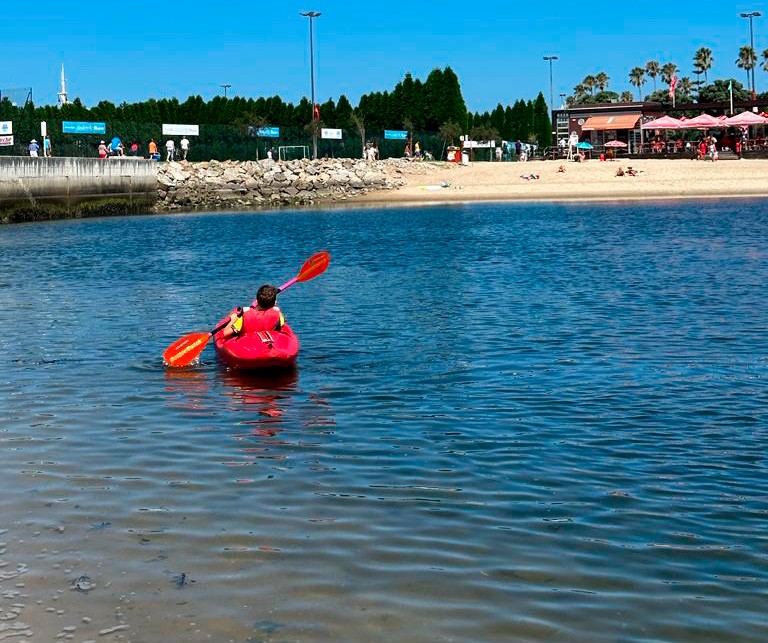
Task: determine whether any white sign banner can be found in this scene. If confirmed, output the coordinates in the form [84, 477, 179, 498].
[321, 128, 342, 140]
[0, 121, 12, 135]
[41, 121, 47, 137]
[162, 123, 199, 136]
[0, 135, 14, 147]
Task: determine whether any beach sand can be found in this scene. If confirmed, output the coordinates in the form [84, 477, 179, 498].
[352, 157, 768, 205]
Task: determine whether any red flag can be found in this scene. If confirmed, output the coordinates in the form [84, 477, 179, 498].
[668, 75, 678, 99]
[313, 103, 320, 121]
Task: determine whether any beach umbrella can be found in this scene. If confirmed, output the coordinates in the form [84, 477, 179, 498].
[640, 115, 681, 130]
[576, 141, 593, 149]
[725, 111, 768, 126]
[678, 113, 723, 129]
[604, 140, 628, 148]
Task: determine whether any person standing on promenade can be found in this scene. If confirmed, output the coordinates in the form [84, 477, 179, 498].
[28, 139, 39, 157]
[165, 139, 175, 162]
[98, 140, 108, 159]
[148, 138, 158, 160]
[43, 136, 52, 157]
[180, 136, 190, 160]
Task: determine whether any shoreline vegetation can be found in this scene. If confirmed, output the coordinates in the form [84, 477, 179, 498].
[157, 157, 768, 214]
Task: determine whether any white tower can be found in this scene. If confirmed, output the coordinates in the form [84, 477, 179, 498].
[57, 64, 68, 106]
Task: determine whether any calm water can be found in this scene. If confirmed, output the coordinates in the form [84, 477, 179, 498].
[1, 201, 767, 642]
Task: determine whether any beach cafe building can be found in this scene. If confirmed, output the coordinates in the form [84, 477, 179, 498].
[553, 98, 768, 157]
[553, 102, 661, 155]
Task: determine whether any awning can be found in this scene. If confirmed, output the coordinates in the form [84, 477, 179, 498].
[581, 114, 641, 131]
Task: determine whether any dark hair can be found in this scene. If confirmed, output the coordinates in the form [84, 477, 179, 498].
[256, 284, 278, 309]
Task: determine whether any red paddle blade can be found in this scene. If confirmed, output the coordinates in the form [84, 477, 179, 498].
[296, 250, 330, 283]
[163, 332, 212, 367]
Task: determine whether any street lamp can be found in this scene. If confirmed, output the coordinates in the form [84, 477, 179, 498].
[740, 11, 762, 98]
[300, 10, 322, 160]
[543, 55, 559, 109]
[220, 84, 231, 98]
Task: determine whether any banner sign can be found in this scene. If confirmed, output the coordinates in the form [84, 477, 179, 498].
[0, 121, 12, 135]
[384, 129, 408, 140]
[256, 126, 280, 138]
[162, 123, 199, 136]
[321, 128, 342, 140]
[41, 121, 47, 137]
[63, 121, 106, 134]
[0, 135, 13, 147]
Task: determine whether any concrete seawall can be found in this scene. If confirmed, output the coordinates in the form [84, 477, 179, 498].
[0, 157, 157, 223]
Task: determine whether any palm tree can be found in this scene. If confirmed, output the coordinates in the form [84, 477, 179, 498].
[737, 45, 757, 88]
[583, 75, 597, 95]
[629, 67, 646, 100]
[694, 47, 713, 82]
[645, 61, 661, 92]
[660, 63, 679, 85]
[595, 72, 610, 91]
[762, 48, 768, 71]
[620, 91, 634, 102]
[678, 77, 693, 100]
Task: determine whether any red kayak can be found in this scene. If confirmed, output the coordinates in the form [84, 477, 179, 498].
[213, 317, 299, 370]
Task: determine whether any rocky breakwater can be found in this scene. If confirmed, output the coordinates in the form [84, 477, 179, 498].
[156, 158, 407, 211]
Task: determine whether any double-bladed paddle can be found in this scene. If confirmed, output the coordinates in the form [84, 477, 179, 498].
[163, 250, 330, 367]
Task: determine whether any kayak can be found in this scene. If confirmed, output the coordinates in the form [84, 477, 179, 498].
[213, 317, 299, 370]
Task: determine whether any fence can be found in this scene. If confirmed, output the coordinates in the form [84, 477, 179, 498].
[0, 120, 449, 162]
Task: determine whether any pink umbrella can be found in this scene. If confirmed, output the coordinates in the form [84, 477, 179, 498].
[725, 111, 768, 126]
[604, 140, 628, 147]
[640, 115, 681, 130]
[678, 113, 723, 129]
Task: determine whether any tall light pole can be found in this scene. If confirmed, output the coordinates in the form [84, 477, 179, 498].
[300, 10, 321, 160]
[220, 84, 231, 98]
[543, 55, 559, 110]
[740, 11, 762, 98]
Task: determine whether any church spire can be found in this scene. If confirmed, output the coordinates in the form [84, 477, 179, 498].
[57, 64, 68, 106]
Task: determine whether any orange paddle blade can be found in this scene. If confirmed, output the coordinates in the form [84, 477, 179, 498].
[163, 332, 212, 367]
[297, 250, 330, 282]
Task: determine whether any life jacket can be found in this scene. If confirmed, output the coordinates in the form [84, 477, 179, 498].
[243, 306, 284, 332]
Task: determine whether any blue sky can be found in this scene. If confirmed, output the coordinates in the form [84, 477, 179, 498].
[3, 1, 767, 112]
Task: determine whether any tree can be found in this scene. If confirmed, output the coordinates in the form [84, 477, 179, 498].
[438, 120, 462, 147]
[620, 91, 634, 102]
[645, 61, 661, 92]
[660, 63, 678, 85]
[583, 75, 597, 95]
[698, 79, 749, 103]
[694, 47, 713, 82]
[351, 108, 366, 158]
[762, 48, 768, 72]
[629, 67, 646, 100]
[737, 45, 757, 88]
[595, 71, 610, 91]
[532, 92, 552, 147]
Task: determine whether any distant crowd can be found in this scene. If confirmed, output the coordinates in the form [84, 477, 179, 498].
[27, 136, 191, 161]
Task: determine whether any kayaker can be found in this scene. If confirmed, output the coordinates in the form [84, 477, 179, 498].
[222, 284, 285, 339]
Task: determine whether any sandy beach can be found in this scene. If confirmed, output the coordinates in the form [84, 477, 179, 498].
[352, 157, 768, 205]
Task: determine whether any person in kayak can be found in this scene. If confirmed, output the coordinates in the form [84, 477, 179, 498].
[222, 284, 285, 339]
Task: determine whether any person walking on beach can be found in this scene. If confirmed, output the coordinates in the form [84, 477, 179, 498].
[28, 139, 39, 157]
[165, 139, 175, 162]
[43, 136, 52, 157]
[180, 136, 190, 160]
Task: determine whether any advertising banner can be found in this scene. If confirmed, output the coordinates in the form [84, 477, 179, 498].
[384, 130, 408, 140]
[256, 126, 280, 138]
[162, 124, 200, 136]
[62, 121, 106, 134]
[0, 135, 13, 147]
[0, 121, 12, 135]
[321, 128, 342, 140]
